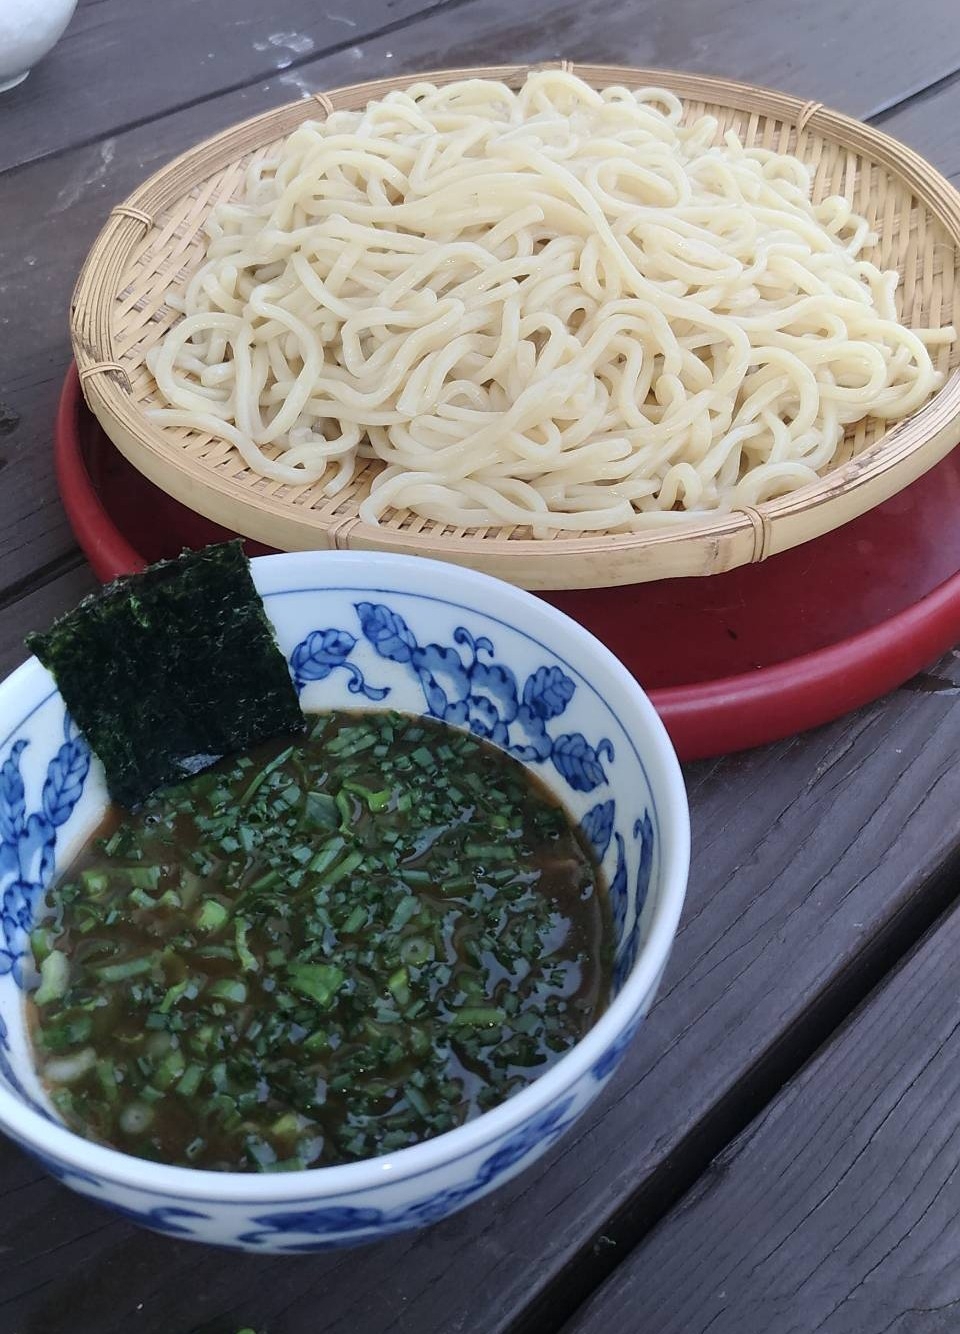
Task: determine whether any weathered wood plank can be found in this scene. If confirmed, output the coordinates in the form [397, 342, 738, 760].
[2, 12, 960, 1333]
[565, 892, 960, 1334]
[2, 0, 958, 596]
[0, 0, 462, 175]
[0, 562, 97, 678]
[5, 554, 960, 1332]
[871, 71, 960, 181]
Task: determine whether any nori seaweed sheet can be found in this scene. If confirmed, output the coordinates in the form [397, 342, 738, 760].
[26, 542, 304, 808]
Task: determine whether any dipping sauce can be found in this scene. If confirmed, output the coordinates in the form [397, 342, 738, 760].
[28, 711, 612, 1171]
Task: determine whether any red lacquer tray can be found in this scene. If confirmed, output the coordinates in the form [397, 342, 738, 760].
[56, 366, 960, 761]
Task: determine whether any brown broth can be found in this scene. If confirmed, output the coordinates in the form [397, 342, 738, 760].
[28, 710, 612, 1171]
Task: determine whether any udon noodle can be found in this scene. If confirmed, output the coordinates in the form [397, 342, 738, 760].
[147, 70, 954, 535]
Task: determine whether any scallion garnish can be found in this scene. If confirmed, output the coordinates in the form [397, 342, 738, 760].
[30, 710, 610, 1172]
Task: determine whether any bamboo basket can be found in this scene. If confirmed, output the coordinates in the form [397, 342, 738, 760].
[70, 63, 960, 591]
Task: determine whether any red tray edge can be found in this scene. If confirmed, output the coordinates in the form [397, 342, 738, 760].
[55, 366, 960, 762]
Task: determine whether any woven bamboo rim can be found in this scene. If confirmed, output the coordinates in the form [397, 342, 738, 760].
[70, 63, 960, 590]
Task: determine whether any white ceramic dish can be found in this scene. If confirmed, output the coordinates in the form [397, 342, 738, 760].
[0, 551, 689, 1251]
[0, 0, 77, 92]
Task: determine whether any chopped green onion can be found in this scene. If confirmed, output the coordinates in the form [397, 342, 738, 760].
[208, 979, 247, 1004]
[449, 1007, 507, 1027]
[153, 1046, 187, 1089]
[303, 790, 338, 830]
[335, 789, 353, 829]
[30, 927, 54, 966]
[390, 895, 420, 930]
[342, 781, 392, 812]
[102, 829, 125, 856]
[398, 868, 431, 886]
[234, 918, 258, 972]
[92, 956, 154, 983]
[387, 967, 410, 1008]
[119, 1102, 154, 1135]
[308, 836, 345, 876]
[342, 904, 367, 935]
[400, 936, 433, 966]
[96, 1057, 119, 1103]
[464, 843, 514, 862]
[404, 1082, 431, 1118]
[33, 949, 69, 1005]
[126, 866, 162, 891]
[238, 748, 294, 808]
[245, 1136, 277, 1170]
[316, 848, 363, 887]
[271, 1111, 302, 1138]
[175, 1062, 205, 1098]
[286, 963, 344, 1008]
[30, 707, 606, 1173]
[196, 899, 230, 932]
[45, 1048, 96, 1084]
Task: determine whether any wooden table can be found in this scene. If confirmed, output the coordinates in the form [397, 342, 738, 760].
[2, 3, 960, 1330]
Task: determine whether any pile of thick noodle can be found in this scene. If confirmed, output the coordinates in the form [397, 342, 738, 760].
[147, 70, 954, 536]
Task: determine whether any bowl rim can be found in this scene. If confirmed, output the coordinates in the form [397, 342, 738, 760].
[0, 550, 690, 1203]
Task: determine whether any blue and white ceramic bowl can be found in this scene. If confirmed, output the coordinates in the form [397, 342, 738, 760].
[0, 551, 689, 1251]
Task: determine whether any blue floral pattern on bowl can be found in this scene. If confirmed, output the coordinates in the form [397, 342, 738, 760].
[289, 601, 653, 964]
[31, 1091, 582, 1249]
[0, 715, 89, 984]
[0, 554, 686, 1252]
[290, 628, 389, 701]
[291, 601, 615, 790]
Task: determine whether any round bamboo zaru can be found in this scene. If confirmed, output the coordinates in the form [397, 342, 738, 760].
[70, 63, 960, 591]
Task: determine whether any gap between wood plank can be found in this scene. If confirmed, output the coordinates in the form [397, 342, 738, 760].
[557, 870, 960, 1332]
[0, 0, 483, 185]
[514, 848, 960, 1334]
[1, 34, 959, 1328]
[5, 0, 953, 188]
[865, 60, 960, 122]
[0, 549, 86, 616]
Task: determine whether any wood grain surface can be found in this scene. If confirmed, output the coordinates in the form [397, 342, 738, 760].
[0, 0, 461, 173]
[565, 894, 960, 1334]
[2, 3, 960, 1332]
